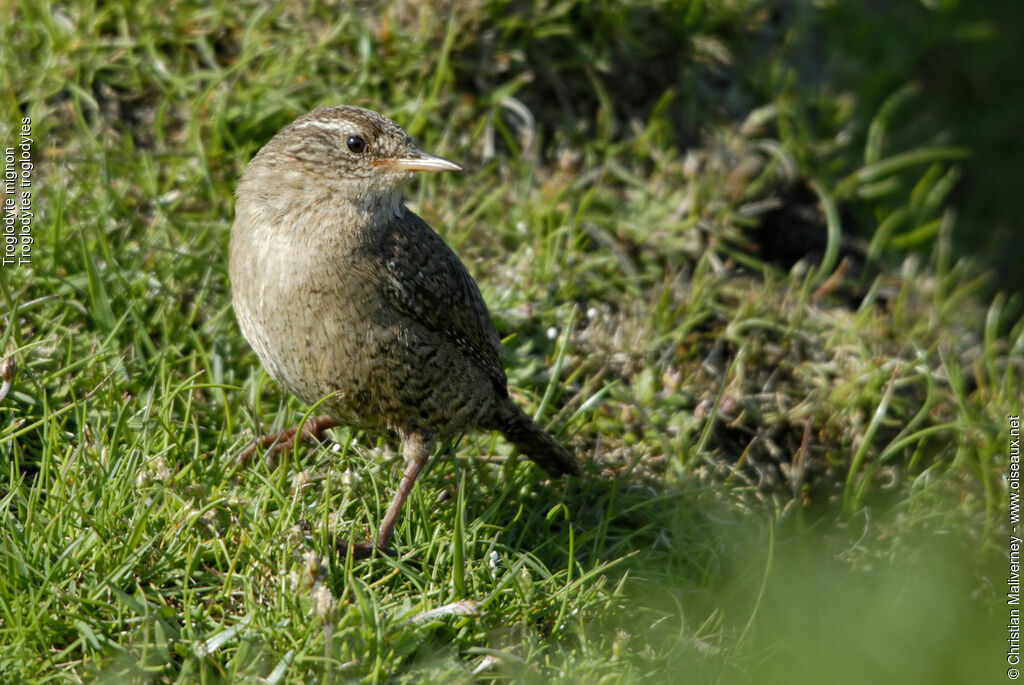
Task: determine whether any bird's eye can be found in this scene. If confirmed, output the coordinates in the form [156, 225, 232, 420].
[346, 135, 367, 154]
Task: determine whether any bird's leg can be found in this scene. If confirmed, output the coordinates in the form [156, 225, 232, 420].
[374, 431, 434, 552]
[237, 415, 340, 465]
[332, 431, 433, 560]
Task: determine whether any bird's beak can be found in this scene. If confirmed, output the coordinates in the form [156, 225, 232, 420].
[375, 151, 463, 173]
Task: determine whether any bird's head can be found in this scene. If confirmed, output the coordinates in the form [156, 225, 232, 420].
[237, 105, 462, 221]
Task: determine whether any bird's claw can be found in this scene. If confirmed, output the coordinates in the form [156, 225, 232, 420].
[236, 415, 340, 465]
[333, 538, 394, 560]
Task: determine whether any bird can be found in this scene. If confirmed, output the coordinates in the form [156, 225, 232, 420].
[229, 105, 582, 557]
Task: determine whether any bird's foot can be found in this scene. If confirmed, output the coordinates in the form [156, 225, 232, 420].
[333, 538, 395, 560]
[237, 415, 341, 465]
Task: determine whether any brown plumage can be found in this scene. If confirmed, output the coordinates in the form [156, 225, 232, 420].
[229, 105, 581, 556]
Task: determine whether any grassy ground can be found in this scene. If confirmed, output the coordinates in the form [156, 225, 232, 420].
[0, 1, 1018, 682]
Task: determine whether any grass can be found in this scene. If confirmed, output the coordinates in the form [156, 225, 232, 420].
[0, 0, 1019, 682]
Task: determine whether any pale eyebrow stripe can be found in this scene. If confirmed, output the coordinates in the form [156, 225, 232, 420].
[293, 120, 348, 133]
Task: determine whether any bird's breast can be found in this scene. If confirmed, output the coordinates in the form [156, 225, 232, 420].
[231, 210, 380, 398]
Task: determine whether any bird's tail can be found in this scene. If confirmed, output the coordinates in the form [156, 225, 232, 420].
[496, 399, 582, 478]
